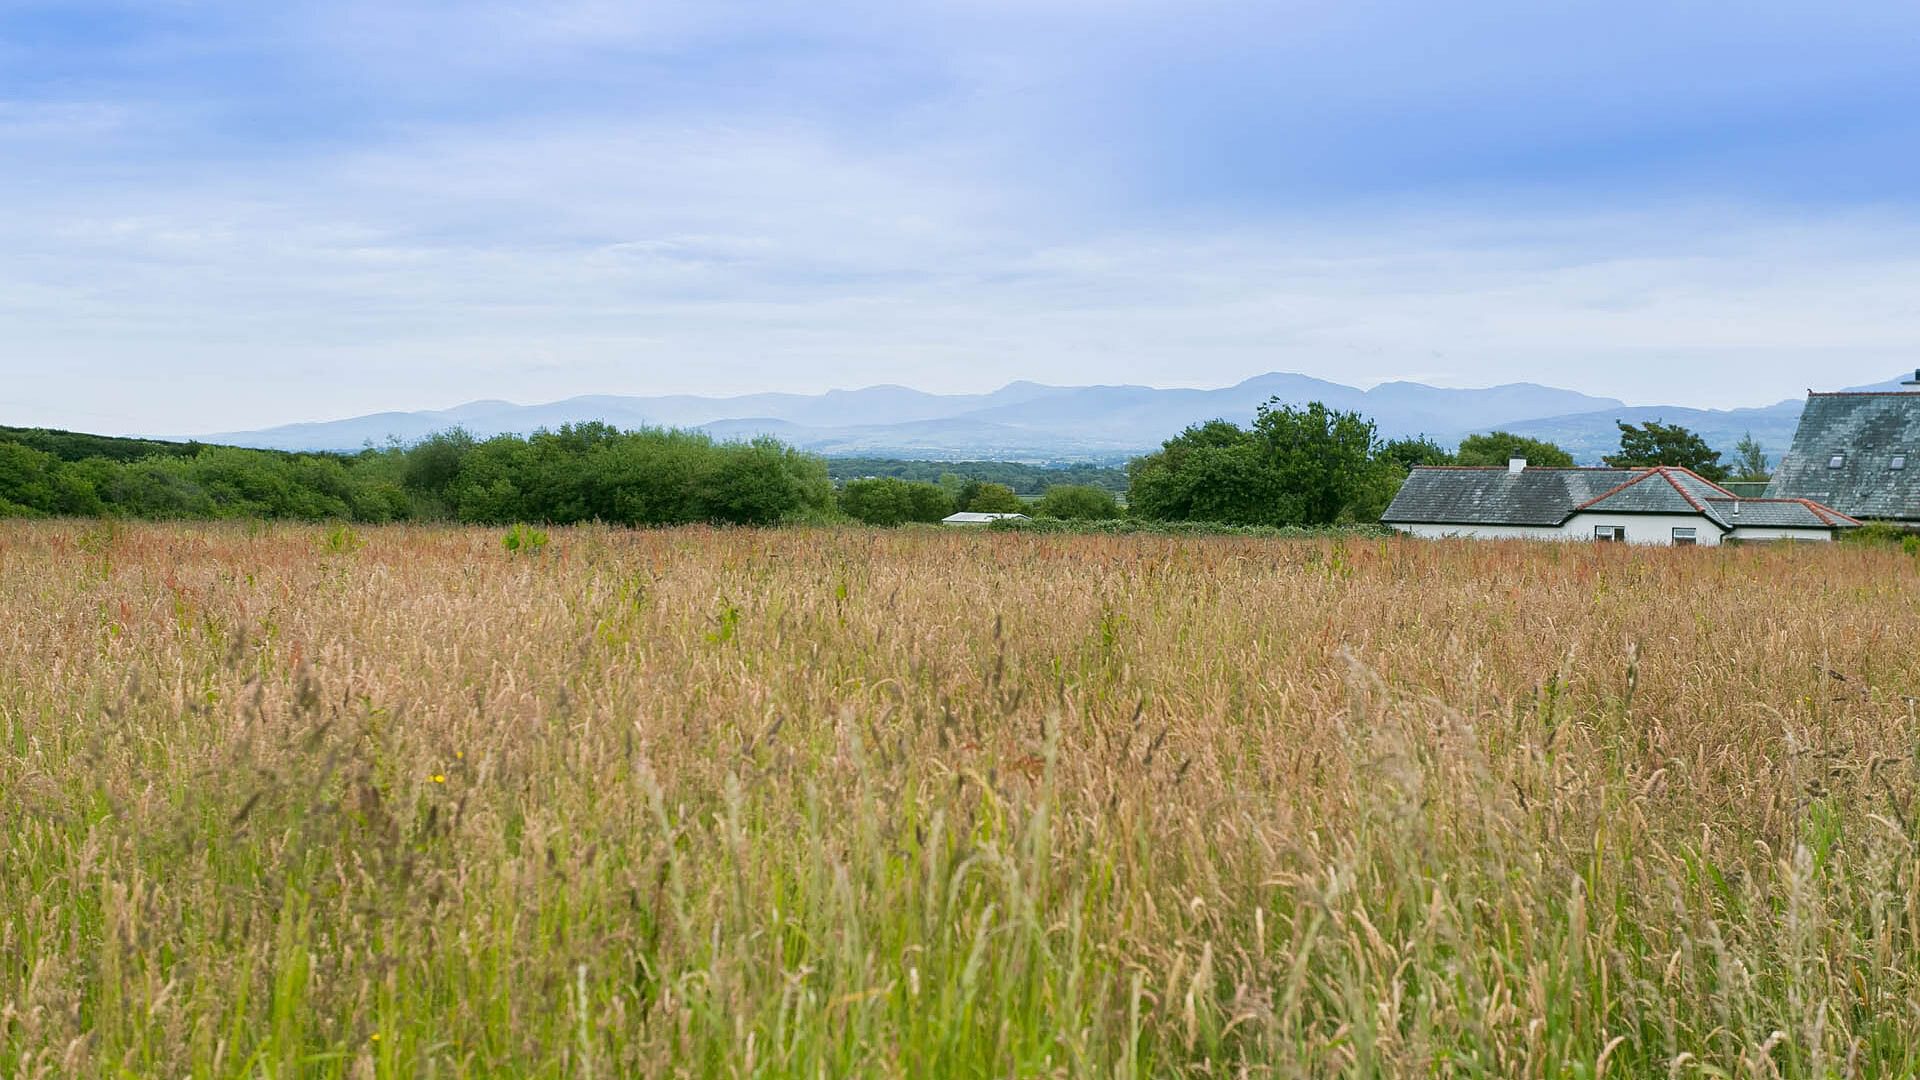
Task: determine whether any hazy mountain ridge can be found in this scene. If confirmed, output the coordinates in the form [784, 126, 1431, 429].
[184, 372, 1914, 463]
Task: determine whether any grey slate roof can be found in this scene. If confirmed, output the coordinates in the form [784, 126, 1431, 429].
[1583, 470, 1728, 526]
[1383, 467, 1639, 526]
[1767, 392, 1920, 521]
[1704, 498, 1858, 529]
[1385, 465, 1856, 532]
[1666, 470, 1739, 508]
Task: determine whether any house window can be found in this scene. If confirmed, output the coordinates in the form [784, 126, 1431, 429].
[1672, 527, 1698, 546]
[1893, 455, 1908, 472]
[1594, 525, 1625, 543]
[1829, 453, 1847, 469]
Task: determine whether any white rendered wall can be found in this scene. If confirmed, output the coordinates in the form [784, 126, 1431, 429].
[1726, 527, 1835, 543]
[1392, 523, 1570, 542]
[1566, 513, 1725, 546]
[1392, 514, 1726, 546]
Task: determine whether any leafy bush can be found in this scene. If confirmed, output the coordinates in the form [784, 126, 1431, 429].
[1031, 484, 1120, 520]
[502, 523, 550, 554]
[839, 478, 954, 526]
[1841, 521, 1911, 547]
[1605, 420, 1730, 481]
[322, 524, 364, 555]
[1456, 431, 1576, 469]
[1127, 403, 1400, 527]
[960, 481, 1024, 514]
[0, 422, 835, 527]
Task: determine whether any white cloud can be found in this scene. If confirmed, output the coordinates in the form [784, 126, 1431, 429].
[6, 112, 1919, 433]
[6, 0, 1920, 432]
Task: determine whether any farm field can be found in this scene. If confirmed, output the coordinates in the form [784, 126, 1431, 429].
[5, 522, 1920, 1078]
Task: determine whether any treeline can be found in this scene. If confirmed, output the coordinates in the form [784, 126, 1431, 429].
[0, 404, 1751, 530]
[0, 420, 1137, 528]
[825, 457, 1127, 494]
[0, 440, 411, 521]
[0, 425, 206, 463]
[836, 476, 1119, 525]
[395, 426, 831, 525]
[1123, 405, 1746, 528]
[0, 423, 833, 526]
[1127, 403, 1402, 528]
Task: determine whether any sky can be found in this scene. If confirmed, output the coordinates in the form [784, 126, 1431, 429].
[3, 0, 1920, 435]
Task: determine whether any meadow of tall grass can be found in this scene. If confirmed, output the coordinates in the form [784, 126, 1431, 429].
[4, 521, 1920, 1077]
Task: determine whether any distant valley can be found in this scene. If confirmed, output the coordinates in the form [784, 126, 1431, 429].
[187, 372, 1914, 464]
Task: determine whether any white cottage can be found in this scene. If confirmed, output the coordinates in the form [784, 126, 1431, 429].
[1382, 460, 1858, 545]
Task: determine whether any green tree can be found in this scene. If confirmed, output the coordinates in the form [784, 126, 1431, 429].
[0, 442, 60, 513]
[105, 458, 216, 518]
[403, 429, 476, 508]
[1127, 403, 1395, 527]
[1732, 432, 1770, 481]
[592, 430, 710, 526]
[1128, 437, 1273, 525]
[0, 420, 838, 527]
[449, 438, 529, 524]
[1126, 421, 1258, 523]
[1032, 484, 1121, 520]
[963, 482, 1024, 514]
[700, 440, 804, 525]
[1604, 421, 1730, 481]
[840, 478, 953, 526]
[1250, 401, 1391, 525]
[1379, 436, 1456, 473]
[1455, 432, 1576, 469]
[778, 447, 837, 521]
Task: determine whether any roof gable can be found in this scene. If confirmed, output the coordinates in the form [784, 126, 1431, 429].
[1578, 467, 1735, 529]
[1665, 468, 1741, 504]
[1580, 470, 1697, 515]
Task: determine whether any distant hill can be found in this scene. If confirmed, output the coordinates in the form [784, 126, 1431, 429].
[1499, 400, 1807, 463]
[176, 370, 1917, 464]
[189, 374, 1627, 461]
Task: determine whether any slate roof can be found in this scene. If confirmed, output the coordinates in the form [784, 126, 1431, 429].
[1704, 498, 1860, 529]
[1767, 391, 1920, 521]
[1381, 467, 1640, 526]
[1385, 465, 1856, 532]
[1581, 469, 1732, 526]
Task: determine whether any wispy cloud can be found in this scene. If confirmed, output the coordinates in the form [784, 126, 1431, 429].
[2, 0, 1918, 431]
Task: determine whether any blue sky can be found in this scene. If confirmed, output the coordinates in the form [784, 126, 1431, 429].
[4, 0, 1920, 433]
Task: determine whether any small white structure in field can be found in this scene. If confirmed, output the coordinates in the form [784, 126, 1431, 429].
[941, 512, 1029, 526]
[1382, 461, 1858, 545]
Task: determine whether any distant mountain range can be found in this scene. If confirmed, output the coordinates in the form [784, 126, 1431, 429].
[186, 371, 1919, 464]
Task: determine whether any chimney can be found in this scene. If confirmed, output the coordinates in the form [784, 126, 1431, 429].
[1904, 369, 1920, 387]
[1508, 457, 1527, 475]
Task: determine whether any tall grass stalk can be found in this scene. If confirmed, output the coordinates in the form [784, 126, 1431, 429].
[3, 521, 1919, 1076]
